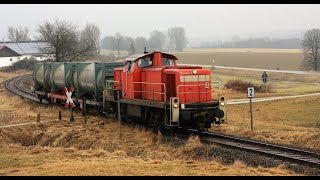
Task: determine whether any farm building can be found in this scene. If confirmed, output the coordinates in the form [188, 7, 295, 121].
[0, 41, 53, 67]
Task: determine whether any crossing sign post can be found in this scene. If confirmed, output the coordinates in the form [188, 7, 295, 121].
[64, 87, 75, 122]
[247, 87, 254, 131]
[261, 71, 268, 84]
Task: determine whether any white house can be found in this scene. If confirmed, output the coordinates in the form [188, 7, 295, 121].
[0, 41, 53, 68]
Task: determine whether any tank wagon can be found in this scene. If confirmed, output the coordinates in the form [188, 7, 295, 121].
[33, 52, 226, 131]
[33, 62, 123, 104]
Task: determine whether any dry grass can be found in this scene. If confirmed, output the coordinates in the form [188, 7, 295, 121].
[173, 48, 303, 70]
[224, 79, 273, 93]
[0, 143, 297, 176]
[210, 68, 320, 99]
[0, 118, 298, 176]
[213, 68, 320, 84]
[211, 96, 320, 151]
[0, 71, 300, 175]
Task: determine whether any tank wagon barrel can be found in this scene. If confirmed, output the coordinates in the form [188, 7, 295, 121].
[74, 62, 123, 99]
[33, 61, 123, 101]
[50, 62, 78, 93]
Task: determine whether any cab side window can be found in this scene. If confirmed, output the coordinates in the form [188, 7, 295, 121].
[126, 62, 134, 72]
[162, 57, 174, 66]
[138, 57, 152, 68]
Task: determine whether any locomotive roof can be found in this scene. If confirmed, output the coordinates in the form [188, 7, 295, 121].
[123, 52, 178, 62]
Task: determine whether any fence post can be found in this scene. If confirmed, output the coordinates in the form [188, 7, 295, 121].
[37, 114, 40, 123]
[59, 111, 61, 121]
[84, 97, 87, 125]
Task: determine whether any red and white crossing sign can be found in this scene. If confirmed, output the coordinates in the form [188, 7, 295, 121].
[64, 87, 75, 108]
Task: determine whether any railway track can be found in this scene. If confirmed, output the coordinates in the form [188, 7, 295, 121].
[186, 129, 320, 169]
[5, 74, 39, 102]
[6, 74, 320, 170]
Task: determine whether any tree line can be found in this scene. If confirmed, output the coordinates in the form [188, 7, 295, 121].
[5, 18, 187, 62]
[200, 37, 302, 49]
[101, 27, 187, 56]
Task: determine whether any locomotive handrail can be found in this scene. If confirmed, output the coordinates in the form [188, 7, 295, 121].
[106, 80, 120, 89]
[177, 82, 221, 102]
[132, 82, 166, 102]
[105, 80, 167, 102]
[177, 84, 208, 95]
[211, 81, 221, 95]
[105, 80, 120, 96]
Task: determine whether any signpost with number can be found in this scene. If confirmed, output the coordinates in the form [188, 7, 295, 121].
[247, 87, 254, 131]
[64, 87, 75, 122]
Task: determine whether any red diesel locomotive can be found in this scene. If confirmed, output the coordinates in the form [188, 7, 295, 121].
[103, 51, 225, 131]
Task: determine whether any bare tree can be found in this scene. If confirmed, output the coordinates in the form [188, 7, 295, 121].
[167, 29, 175, 51]
[126, 37, 135, 55]
[301, 29, 320, 71]
[134, 36, 148, 53]
[167, 27, 187, 51]
[120, 36, 132, 52]
[37, 18, 99, 62]
[7, 26, 30, 42]
[37, 18, 79, 61]
[101, 36, 116, 50]
[148, 30, 166, 51]
[112, 32, 122, 57]
[80, 23, 101, 56]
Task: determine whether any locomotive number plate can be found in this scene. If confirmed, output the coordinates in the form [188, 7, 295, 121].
[205, 82, 209, 88]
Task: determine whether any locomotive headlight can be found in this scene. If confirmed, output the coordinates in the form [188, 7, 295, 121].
[173, 104, 178, 108]
[220, 102, 225, 106]
[192, 70, 197, 74]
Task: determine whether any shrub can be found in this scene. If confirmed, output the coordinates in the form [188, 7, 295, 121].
[224, 79, 273, 93]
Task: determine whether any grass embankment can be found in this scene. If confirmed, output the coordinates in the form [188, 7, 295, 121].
[211, 95, 320, 151]
[0, 71, 298, 176]
[210, 68, 320, 99]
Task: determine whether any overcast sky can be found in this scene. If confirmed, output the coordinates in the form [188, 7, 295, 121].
[1, 4, 320, 45]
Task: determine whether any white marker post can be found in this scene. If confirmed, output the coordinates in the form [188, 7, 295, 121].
[64, 87, 75, 123]
[247, 87, 255, 131]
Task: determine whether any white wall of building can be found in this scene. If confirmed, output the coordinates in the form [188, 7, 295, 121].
[0, 55, 51, 68]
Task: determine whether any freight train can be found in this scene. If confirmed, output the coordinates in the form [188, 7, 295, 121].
[32, 51, 226, 131]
